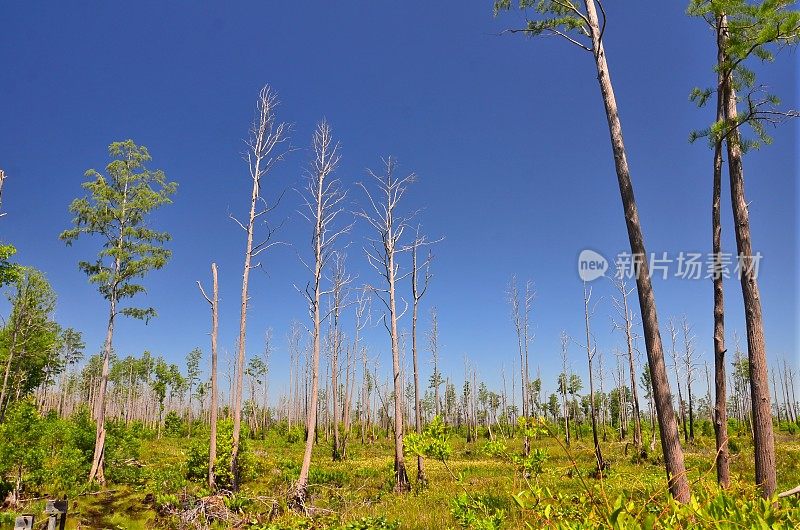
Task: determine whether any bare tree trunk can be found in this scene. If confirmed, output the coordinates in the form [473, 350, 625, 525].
[231, 153, 257, 490]
[411, 233, 432, 484]
[88, 295, 115, 484]
[771, 368, 782, 426]
[710, 29, 730, 484]
[430, 307, 441, 418]
[296, 120, 345, 503]
[720, 14, 776, 494]
[362, 342, 369, 444]
[342, 342, 354, 458]
[582, 0, 689, 502]
[614, 280, 642, 455]
[231, 87, 288, 490]
[509, 276, 531, 455]
[669, 319, 688, 445]
[389, 252, 410, 492]
[331, 330, 341, 460]
[357, 159, 414, 493]
[560, 332, 570, 447]
[583, 283, 604, 473]
[682, 318, 696, 443]
[789, 363, 798, 424]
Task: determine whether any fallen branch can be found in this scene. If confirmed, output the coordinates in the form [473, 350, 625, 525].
[778, 484, 800, 498]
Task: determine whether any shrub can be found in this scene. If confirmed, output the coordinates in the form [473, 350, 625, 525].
[186, 418, 251, 488]
[451, 492, 506, 530]
[163, 410, 185, 437]
[0, 400, 44, 501]
[341, 516, 400, 529]
[104, 419, 143, 484]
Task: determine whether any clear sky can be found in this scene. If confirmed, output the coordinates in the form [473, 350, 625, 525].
[1, 2, 796, 405]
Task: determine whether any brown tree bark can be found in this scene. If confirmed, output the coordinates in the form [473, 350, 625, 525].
[711, 18, 730, 487]
[718, 13, 777, 497]
[583, 0, 690, 502]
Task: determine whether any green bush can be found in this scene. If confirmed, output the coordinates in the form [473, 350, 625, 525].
[163, 410, 185, 437]
[341, 516, 400, 529]
[186, 418, 251, 488]
[104, 419, 143, 484]
[0, 400, 45, 499]
[451, 492, 506, 530]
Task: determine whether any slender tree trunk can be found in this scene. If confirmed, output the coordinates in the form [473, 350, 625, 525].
[202, 264, 220, 490]
[779, 363, 791, 424]
[789, 364, 798, 423]
[362, 345, 368, 444]
[411, 242, 427, 484]
[583, 283, 604, 472]
[619, 283, 643, 454]
[0, 327, 20, 420]
[710, 28, 730, 484]
[231, 175, 258, 490]
[88, 294, 116, 484]
[719, 14, 776, 497]
[583, 0, 689, 502]
[388, 250, 410, 492]
[772, 368, 782, 426]
[296, 203, 324, 501]
[332, 327, 342, 460]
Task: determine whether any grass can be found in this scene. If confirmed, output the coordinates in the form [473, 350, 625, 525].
[14, 423, 800, 529]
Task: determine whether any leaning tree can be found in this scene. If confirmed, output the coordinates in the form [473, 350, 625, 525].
[494, 0, 690, 501]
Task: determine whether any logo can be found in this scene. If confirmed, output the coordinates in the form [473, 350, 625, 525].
[578, 249, 608, 282]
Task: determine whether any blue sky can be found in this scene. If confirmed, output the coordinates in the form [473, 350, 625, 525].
[0, 2, 796, 405]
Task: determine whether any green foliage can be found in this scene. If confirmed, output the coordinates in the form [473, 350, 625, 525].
[0, 400, 45, 497]
[0, 243, 18, 287]
[451, 492, 506, 530]
[0, 402, 101, 498]
[286, 425, 306, 444]
[578, 488, 800, 529]
[38, 408, 95, 495]
[255, 516, 399, 530]
[0, 268, 60, 409]
[104, 419, 144, 484]
[340, 516, 400, 530]
[163, 410, 184, 437]
[60, 140, 177, 320]
[688, 0, 800, 149]
[187, 418, 251, 489]
[223, 492, 252, 513]
[404, 415, 452, 463]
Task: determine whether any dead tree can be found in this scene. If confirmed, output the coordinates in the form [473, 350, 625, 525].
[560, 331, 570, 447]
[581, 283, 604, 472]
[197, 263, 219, 491]
[328, 253, 352, 461]
[357, 289, 373, 444]
[508, 276, 534, 456]
[295, 120, 348, 503]
[357, 157, 416, 493]
[410, 229, 435, 484]
[611, 278, 643, 456]
[346, 289, 369, 455]
[230, 85, 290, 490]
[668, 318, 688, 444]
[0, 169, 6, 217]
[681, 317, 697, 443]
[428, 307, 442, 418]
